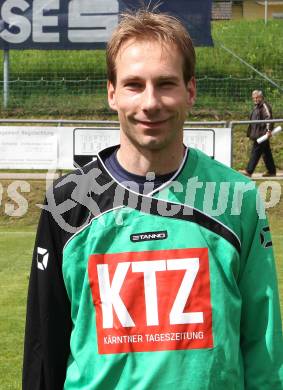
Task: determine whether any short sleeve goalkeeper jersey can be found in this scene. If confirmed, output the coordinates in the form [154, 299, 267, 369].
[23, 146, 283, 390]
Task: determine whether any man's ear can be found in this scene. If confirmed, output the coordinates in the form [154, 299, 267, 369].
[186, 77, 196, 108]
[107, 80, 117, 111]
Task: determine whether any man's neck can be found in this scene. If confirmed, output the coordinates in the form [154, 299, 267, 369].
[116, 142, 185, 176]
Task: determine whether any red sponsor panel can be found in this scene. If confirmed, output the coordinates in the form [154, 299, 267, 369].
[88, 248, 213, 354]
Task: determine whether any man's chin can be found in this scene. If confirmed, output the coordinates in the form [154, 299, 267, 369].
[135, 137, 170, 151]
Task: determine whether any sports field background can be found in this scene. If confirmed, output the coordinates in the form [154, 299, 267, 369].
[0, 179, 282, 389]
[0, 15, 282, 390]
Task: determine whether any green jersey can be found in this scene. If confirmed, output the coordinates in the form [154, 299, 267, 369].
[23, 146, 283, 389]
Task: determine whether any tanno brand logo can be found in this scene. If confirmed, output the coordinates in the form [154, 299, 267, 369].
[88, 248, 213, 354]
[130, 231, 168, 242]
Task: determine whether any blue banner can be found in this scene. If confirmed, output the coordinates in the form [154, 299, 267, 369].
[0, 0, 213, 50]
[120, 1, 213, 47]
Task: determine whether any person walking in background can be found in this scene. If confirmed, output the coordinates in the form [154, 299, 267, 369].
[243, 90, 276, 177]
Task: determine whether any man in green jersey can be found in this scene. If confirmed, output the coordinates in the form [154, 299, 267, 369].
[23, 9, 283, 390]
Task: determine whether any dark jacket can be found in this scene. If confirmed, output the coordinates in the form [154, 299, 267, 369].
[247, 100, 273, 140]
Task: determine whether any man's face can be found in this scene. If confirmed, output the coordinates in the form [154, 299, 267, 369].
[252, 93, 262, 105]
[107, 39, 196, 151]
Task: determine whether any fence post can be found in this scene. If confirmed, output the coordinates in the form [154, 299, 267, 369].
[3, 48, 10, 109]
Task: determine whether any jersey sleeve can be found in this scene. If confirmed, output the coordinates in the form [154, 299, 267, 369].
[22, 199, 72, 390]
[238, 190, 283, 388]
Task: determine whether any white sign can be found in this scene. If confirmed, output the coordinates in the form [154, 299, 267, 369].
[74, 128, 120, 155]
[0, 127, 58, 168]
[183, 129, 214, 158]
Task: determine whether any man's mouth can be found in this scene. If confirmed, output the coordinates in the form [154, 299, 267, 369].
[135, 119, 169, 127]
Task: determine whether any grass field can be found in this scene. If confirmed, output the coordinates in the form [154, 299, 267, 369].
[0, 229, 35, 390]
[0, 179, 282, 388]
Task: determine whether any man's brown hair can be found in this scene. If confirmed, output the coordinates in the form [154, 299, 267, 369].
[106, 9, 196, 86]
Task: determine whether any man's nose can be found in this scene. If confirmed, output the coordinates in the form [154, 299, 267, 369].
[140, 85, 161, 113]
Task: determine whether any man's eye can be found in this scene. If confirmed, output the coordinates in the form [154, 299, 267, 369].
[159, 81, 176, 87]
[125, 83, 142, 89]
